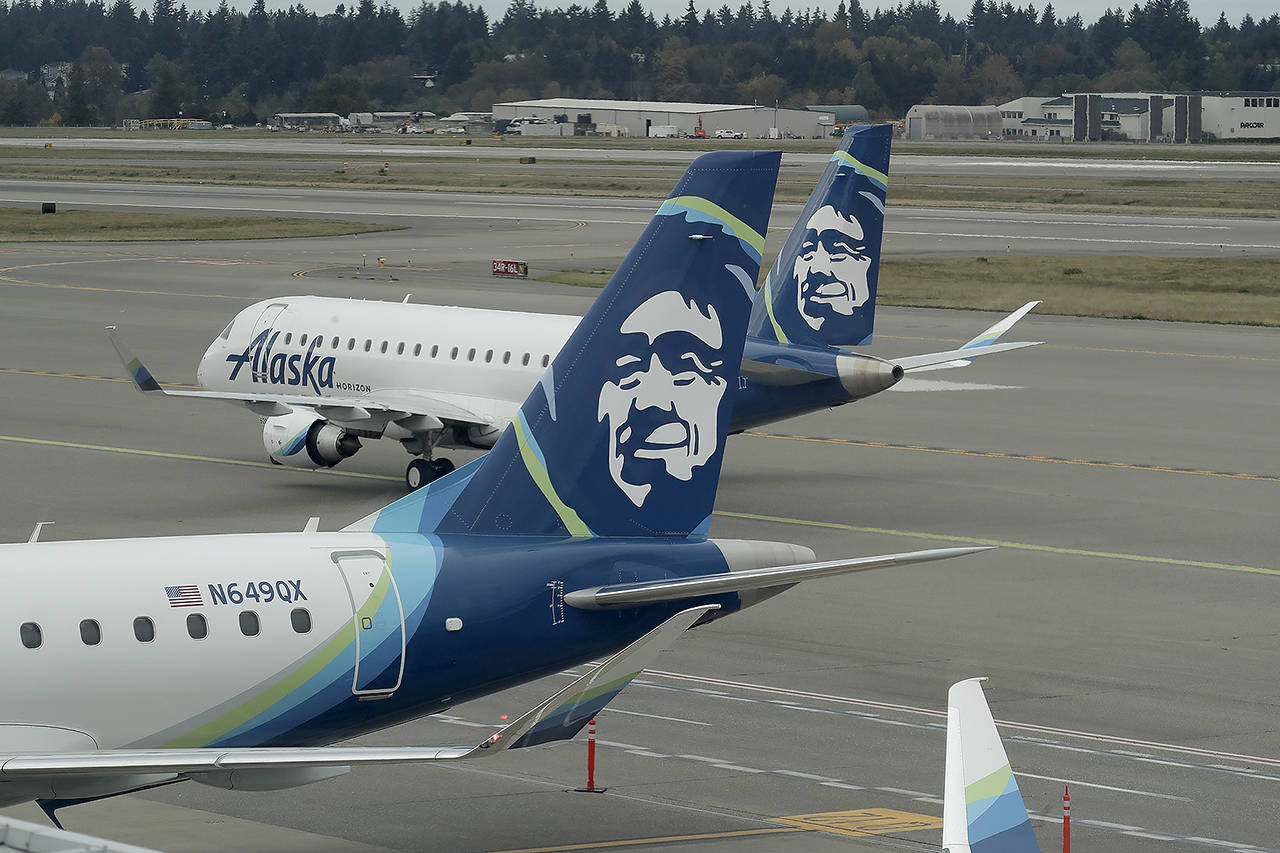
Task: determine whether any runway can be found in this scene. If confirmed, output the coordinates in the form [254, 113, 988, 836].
[3, 135, 1280, 180]
[2, 178, 1278, 258]
[1, 194, 1279, 852]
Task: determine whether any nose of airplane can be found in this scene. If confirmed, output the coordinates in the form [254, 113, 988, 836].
[196, 341, 218, 387]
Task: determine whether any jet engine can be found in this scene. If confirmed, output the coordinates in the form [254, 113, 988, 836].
[263, 411, 362, 468]
[454, 422, 504, 449]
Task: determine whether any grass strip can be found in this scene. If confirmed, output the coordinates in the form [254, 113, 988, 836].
[541, 256, 1280, 326]
[0, 206, 403, 242]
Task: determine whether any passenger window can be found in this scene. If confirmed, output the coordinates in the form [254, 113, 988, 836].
[450, 347, 458, 359]
[380, 341, 388, 354]
[503, 351, 511, 364]
[284, 333, 292, 344]
[397, 342, 405, 355]
[348, 338, 356, 350]
[291, 608, 312, 634]
[431, 345, 439, 358]
[300, 334, 308, 346]
[239, 611, 260, 637]
[484, 349, 493, 363]
[467, 348, 476, 361]
[19, 622, 41, 649]
[79, 619, 101, 646]
[332, 336, 340, 349]
[413, 344, 421, 356]
[187, 613, 208, 640]
[522, 353, 530, 366]
[542, 354, 550, 367]
[133, 616, 155, 643]
[364, 339, 372, 352]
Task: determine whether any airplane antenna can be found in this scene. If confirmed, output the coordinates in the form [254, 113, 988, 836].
[402, 294, 412, 303]
[28, 521, 54, 543]
[303, 517, 320, 533]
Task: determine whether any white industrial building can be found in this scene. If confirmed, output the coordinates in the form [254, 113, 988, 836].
[904, 105, 1002, 140]
[999, 92, 1280, 142]
[492, 98, 834, 138]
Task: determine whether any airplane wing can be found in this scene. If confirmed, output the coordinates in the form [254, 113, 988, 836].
[563, 546, 991, 609]
[892, 301, 1042, 373]
[0, 605, 715, 781]
[106, 326, 489, 427]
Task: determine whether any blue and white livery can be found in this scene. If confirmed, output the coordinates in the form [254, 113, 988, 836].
[109, 127, 1041, 490]
[3, 151, 992, 825]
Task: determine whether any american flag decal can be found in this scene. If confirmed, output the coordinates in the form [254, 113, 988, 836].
[165, 585, 203, 608]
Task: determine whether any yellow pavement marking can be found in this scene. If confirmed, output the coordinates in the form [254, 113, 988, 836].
[484, 827, 800, 853]
[772, 807, 943, 838]
[0, 434, 399, 482]
[0, 257, 254, 300]
[716, 509, 1280, 577]
[745, 431, 1280, 484]
[4, 432, 1274, 576]
[0, 368, 199, 389]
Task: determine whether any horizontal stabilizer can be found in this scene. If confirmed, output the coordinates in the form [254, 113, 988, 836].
[0, 606, 714, 778]
[563, 546, 992, 610]
[894, 341, 1040, 373]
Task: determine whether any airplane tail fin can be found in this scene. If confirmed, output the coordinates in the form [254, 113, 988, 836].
[748, 124, 891, 349]
[943, 678, 1041, 853]
[355, 150, 781, 539]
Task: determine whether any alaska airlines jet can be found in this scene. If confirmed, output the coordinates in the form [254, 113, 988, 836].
[111, 126, 1040, 490]
[4, 151, 991, 824]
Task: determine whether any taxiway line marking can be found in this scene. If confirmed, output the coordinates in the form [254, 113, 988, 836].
[0, 256, 256, 300]
[0, 434, 397, 481]
[484, 827, 801, 853]
[605, 709, 710, 726]
[745, 431, 1280, 483]
[4, 432, 1272, 577]
[1015, 771, 1191, 801]
[715, 508, 1280, 577]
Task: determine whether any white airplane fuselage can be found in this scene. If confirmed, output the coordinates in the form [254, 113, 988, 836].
[200, 296, 580, 427]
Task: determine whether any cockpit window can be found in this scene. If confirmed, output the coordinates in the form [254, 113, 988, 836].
[219, 320, 234, 340]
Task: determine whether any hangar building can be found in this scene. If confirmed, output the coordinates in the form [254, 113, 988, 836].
[904, 105, 1003, 140]
[492, 98, 834, 138]
[999, 92, 1280, 142]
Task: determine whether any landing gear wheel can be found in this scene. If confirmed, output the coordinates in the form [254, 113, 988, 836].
[405, 458, 433, 491]
[430, 458, 455, 478]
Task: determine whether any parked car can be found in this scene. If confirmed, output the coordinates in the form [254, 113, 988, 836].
[714, 128, 745, 139]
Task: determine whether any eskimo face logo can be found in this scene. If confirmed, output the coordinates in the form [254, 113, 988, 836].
[225, 329, 335, 392]
[597, 291, 728, 507]
[793, 204, 872, 331]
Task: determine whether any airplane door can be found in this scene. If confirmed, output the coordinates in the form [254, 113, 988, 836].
[331, 549, 406, 698]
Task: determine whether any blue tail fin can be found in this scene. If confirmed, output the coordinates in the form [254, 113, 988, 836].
[410, 151, 780, 539]
[747, 124, 891, 348]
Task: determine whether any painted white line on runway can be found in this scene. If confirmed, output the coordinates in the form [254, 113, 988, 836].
[607, 708, 710, 726]
[645, 669, 1280, 769]
[1015, 771, 1191, 801]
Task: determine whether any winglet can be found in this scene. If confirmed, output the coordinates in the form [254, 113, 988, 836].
[943, 678, 1041, 853]
[962, 301, 1041, 350]
[473, 605, 717, 755]
[105, 326, 163, 393]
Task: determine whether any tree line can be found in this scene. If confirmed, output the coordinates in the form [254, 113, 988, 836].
[0, 0, 1277, 126]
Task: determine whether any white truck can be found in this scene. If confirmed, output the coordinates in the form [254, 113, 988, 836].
[648, 125, 678, 138]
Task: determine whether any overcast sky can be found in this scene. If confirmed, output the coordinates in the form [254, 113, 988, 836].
[187, 0, 1274, 30]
